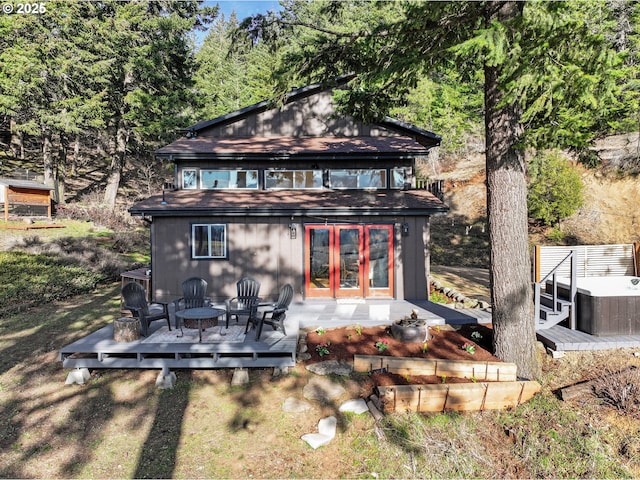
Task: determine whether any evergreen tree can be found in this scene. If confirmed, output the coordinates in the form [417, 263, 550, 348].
[242, 0, 627, 378]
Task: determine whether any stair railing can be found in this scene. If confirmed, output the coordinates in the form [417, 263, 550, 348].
[534, 250, 577, 329]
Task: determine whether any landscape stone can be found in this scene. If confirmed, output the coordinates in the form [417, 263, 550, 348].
[339, 398, 369, 414]
[303, 376, 347, 402]
[301, 416, 337, 449]
[305, 359, 353, 376]
[296, 352, 312, 362]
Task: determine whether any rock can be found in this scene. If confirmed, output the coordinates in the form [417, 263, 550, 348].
[282, 397, 313, 413]
[296, 352, 311, 362]
[305, 359, 353, 376]
[301, 416, 337, 449]
[303, 376, 347, 402]
[339, 399, 369, 415]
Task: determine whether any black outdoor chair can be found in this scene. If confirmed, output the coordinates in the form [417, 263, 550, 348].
[173, 277, 209, 328]
[249, 283, 294, 341]
[225, 276, 261, 328]
[121, 282, 171, 337]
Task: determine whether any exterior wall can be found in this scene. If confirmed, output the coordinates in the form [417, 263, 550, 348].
[150, 214, 431, 302]
[199, 90, 399, 139]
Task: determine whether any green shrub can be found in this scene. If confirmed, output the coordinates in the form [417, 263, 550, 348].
[0, 251, 105, 317]
[528, 151, 584, 226]
[429, 290, 449, 303]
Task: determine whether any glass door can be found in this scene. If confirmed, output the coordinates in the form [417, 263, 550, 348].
[305, 224, 393, 298]
[364, 225, 394, 297]
[335, 226, 364, 298]
[306, 226, 333, 298]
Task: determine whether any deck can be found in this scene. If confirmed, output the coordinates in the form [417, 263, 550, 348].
[536, 325, 640, 352]
[59, 299, 493, 371]
[59, 316, 299, 370]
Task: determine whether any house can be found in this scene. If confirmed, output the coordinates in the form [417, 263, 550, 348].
[129, 79, 448, 303]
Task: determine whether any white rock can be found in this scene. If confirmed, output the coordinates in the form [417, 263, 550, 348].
[339, 399, 369, 415]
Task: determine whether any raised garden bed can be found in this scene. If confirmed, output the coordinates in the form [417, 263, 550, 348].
[354, 354, 541, 413]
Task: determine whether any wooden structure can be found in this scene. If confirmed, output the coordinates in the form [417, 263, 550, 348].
[354, 354, 541, 413]
[354, 354, 517, 381]
[376, 381, 541, 413]
[59, 314, 298, 370]
[129, 77, 447, 307]
[532, 243, 639, 281]
[0, 178, 53, 221]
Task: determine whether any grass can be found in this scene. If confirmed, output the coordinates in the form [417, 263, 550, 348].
[1, 225, 640, 477]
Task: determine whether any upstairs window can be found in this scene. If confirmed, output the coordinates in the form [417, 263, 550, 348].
[191, 224, 227, 259]
[329, 169, 387, 189]
[201, 170, 258, 189]
[182, 169, 198, 189]
[390, 167, 408, 189]
[265, 170, 323, 189]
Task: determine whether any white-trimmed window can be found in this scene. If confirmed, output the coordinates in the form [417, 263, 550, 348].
[182, 169, 198, 189]
[200, 170, 258, 189]
[390, 167, 408, 189]
[191, 224, 227, 259]
[329, 169, 387, 189]
[265, 169, 323, 189]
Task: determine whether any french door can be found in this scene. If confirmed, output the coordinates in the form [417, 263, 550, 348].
[305, 224, 394, 298]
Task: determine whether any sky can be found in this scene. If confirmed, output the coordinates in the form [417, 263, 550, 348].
[212, 1, 282, 21]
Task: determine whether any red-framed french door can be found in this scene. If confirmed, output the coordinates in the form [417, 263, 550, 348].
[305, 224, 394, 298]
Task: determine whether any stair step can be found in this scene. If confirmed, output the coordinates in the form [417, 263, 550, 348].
[539, 293, 572, 310]
[537, 305, 570, 330]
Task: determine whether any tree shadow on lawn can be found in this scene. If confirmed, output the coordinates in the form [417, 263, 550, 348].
[0, 283, 195, 478]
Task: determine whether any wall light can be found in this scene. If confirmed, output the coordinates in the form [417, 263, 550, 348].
[402, 223, 410, 236]
[289, 223, 297, 239]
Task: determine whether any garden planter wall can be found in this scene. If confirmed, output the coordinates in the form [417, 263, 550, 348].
[354, 355, 541, 413]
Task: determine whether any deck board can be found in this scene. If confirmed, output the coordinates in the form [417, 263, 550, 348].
[60, 317, 298, 370]
[536, 325, 640, 351]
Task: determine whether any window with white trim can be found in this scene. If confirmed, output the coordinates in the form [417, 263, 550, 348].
[329, 169, 387, 189]
[200, 170, 258, 189]
[182, 169, 198, 189]
[191, 224, 227, 259]
[390, 167, 408, 189]
[265, 169, 323, 189]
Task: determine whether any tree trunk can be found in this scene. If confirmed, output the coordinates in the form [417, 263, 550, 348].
[484, 1, 540, 380]
[103, 124, 127, 208]
[42, 127, 55, 186]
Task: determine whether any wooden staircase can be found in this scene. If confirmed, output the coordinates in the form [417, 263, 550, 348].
[534, 251, 577, 330]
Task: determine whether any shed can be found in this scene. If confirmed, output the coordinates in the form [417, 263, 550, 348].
[0, 178, 53, 220]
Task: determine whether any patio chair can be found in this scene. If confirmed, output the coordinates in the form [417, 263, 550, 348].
[121, 282, 171, 337]
[250, 283, 294, 341]
[174, 277, 209, 328]
[225, 276, 261, 328]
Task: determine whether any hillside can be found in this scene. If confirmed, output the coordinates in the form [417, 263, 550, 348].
[428, 142, 639, 273]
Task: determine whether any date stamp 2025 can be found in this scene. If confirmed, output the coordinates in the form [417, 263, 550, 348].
[2, 3, 47, 15]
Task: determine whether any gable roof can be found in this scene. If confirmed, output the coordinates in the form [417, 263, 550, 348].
[157, 77, 441, 159]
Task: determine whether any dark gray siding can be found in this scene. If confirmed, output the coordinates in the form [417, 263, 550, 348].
[149, 215, 431, 302]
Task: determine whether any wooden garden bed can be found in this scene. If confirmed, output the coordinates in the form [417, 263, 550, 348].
[354, 354, 541, 413]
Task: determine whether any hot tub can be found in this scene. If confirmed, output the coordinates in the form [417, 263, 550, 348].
[555, 276, 640, 336]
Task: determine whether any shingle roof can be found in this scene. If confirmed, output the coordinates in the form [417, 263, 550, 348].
[129, 189, 448, 217]
[156, 136, 432, 158]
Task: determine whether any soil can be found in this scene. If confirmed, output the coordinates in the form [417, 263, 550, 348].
[304, 323, 497, 386]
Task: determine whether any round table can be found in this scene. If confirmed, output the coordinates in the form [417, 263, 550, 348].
[175, 307, 226, 343]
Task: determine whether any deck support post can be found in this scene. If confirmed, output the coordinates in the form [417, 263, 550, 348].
[155, 366, 176, 389]
[65, 368, 91, 385]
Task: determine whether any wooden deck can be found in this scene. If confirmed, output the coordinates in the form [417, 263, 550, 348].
[59, 316, 299, 370]
[59, 299, 493, 372]
[536, 325, 640, 352]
